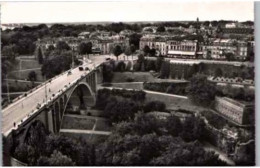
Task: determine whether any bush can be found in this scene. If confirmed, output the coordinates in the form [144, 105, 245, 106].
[143, 101, 166, 113]
[201, 110, 228, 129]
[187, 74, 216, 107]
[95, 88, 146, 110]
[115, 61, 126, 72]
[126, 77, 134, 82]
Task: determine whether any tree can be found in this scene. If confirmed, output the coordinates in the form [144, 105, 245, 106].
[56, 41, 71, 51]
[187, 64, 199, 79]
[104, 99, 138, 123]
[2, 45, 19, 61]
[156, 25, 166, 32]
[143, 45, 150, 56]
[150, 48, 156, 56]
[187, 74, 217, 107]
[143, 101, 166, 113]
[37, 150, 75, 166]
[225, 52, 235, 61]
[115, 61, 126, 72]
[214, 68, 223, 77]
[164, 115, 182, 137]
[160, 61, 170, 79]
[145, 60, 156, 71]
[102, 61, 114, 83]
[41, 51, 74, 79]
[155, 56, 164, 72]
[37, 47, 44, 64]
[150, 140, 226, 166]
[78, 42, 88, 55]
[85, 42, 92, 58]
[129, 33, 142, 49]
[47, 45, 55, 51]
[180, 116, 205, 142]
[28, 71, 37, 81]
[113, 45, 123, 60]
[124, 46, 132, 60]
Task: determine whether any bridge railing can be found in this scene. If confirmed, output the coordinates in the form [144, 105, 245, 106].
[3, 63, 84, 109]
[3, 62, 103, 136]
[3, 62, 102, 110]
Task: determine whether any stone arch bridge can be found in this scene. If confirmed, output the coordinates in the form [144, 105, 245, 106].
[2, 63, 103, 140]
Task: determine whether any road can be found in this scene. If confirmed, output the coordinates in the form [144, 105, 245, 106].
[59, 129, 111, 135]
[2, 57, 104, 136]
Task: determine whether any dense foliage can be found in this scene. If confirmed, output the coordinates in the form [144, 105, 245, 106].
[95, 88, 146, 111]
[96, 113, 226, 166]
[12, 120, 95, 166]
[41, 50, 75, 79]
[187, 74, 217, 107]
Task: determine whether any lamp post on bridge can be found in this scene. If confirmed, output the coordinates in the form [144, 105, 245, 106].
[45, 81, 48, 104]
[72, 48, 75, 69]
[5, 74, 10, 103]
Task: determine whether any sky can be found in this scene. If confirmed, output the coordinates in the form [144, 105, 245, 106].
[0, 1, 254, 24]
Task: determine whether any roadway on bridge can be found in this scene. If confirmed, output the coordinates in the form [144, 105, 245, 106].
[2, 58, 104, 136]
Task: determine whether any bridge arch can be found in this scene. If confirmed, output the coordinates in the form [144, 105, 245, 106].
[63, 82, 96, 116]
[54, 102, 60, 132]
[23, 120, 48, 144]
[59, 98, 64, 119]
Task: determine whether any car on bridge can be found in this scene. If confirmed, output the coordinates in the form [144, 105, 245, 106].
[79, 67, 84, 71]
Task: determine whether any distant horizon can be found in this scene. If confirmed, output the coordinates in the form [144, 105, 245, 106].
[1, 1, 254, 24]
[1, 19, 254, 25]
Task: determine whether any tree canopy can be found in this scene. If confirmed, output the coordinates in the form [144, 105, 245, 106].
[113, 45, 123, 60]
[187, 74, 217, 107]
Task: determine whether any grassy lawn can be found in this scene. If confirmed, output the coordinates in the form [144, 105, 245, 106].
[13, 59, 41, 70]
[8, 69, 44, 81]
[61, 115, 96, 130]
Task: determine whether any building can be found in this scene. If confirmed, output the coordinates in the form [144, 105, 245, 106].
[225, 23, 237, 28]
[166, 40, 201, 59]
[139, 35, 167, 55]
[214, 96, 254, 125]
[202, 39, 249, 60]
[78, 32, 90, 39]
[222, 28, 254, 34]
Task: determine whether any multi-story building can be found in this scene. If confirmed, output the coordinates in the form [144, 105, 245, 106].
[202, 39, 250, 60]
[214, 96, 254, 125]
[139, 35, 167, 55]
[140, 35, 203, 58]
[166, 40, 201, 59]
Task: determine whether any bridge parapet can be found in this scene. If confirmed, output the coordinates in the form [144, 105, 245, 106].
[2, 62, 103, 137]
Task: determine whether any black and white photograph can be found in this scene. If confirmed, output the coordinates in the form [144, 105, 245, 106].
[0, 1, 256, 166]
